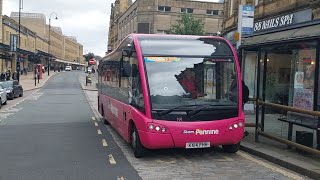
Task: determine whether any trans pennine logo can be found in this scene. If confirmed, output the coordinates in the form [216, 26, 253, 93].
[182, 129, 219, 135]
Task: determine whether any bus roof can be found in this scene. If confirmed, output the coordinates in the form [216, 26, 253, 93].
[131, 33, 227, 41]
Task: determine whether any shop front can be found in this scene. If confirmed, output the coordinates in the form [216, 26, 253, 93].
[240, 9, 320, 150]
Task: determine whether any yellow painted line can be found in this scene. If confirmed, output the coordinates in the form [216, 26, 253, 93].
[94, 122, 98, 127]
[223, 156, 234, 162]
[102, 139, 108, 147]
[92, 117, 96, 121]
[117, 176, 125, 180]
[97, 129, 102, 135]
[238, 151, 305, 180]
[108, 154, 117, 165]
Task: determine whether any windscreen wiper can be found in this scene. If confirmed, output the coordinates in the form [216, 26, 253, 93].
[187, 104, 237, 116]
[157, 105, 196, 116]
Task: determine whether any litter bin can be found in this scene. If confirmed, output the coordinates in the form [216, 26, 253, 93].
[296, 131, 313, 153]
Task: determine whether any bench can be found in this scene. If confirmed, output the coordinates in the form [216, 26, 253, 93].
[278, 114, 319, 147]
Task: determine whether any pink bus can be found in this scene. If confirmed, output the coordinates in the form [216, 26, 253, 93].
[98, 34, 246, 158]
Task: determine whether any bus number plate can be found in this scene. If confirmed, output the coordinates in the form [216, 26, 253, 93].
[186, 142, 210, 149]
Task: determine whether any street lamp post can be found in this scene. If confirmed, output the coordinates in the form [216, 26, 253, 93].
[17, 0, 23, 82]
[48, 12, 58, 76]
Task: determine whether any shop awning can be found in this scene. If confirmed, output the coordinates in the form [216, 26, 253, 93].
[242, 23, 320, 47]
[54, 59, 85, 66]
[36, 50, 53, 57]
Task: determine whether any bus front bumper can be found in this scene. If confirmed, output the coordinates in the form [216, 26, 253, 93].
[138, 119, 244, 149]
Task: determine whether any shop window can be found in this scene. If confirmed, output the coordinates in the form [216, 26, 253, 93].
[258, 42, 317, 112]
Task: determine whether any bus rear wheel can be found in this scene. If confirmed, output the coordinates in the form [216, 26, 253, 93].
[222, 143, 240, 153]
[101, 105, 109, 125]
[131, 126, 145, 158]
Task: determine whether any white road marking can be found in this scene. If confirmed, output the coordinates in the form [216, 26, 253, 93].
[97, 129, 102, 135]
[0, 113, 14, 123]
[27, 92, 44, 100]
[108, 154, 117, 165]
[117, 176, 125, 180]
[92, 117, 96, 121]
[238, 151, 305, 180]
[3, 107, 23, 113]
[94, 122, 98, 127]
[102, 139, 108, 147]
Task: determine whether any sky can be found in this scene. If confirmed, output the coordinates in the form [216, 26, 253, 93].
[3, 0, 222, 57]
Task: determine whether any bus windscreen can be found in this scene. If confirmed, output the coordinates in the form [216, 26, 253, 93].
[140, 38, 238, 121]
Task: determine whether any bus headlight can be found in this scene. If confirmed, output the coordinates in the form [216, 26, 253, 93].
[147, 123, 169, 133]
[227, 121, 244, 131]
[148, 124, 154, 130]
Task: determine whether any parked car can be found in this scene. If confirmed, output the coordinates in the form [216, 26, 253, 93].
[65, 66, 72, 71]
[0, 80, 23, 100]
[0, 84, 7, 108]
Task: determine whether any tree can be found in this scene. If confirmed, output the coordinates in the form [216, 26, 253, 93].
[84, 52, 95, 62]
[169, 13, 205, 35]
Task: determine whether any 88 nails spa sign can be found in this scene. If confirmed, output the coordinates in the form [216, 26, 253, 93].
[254, 9, 312, 33]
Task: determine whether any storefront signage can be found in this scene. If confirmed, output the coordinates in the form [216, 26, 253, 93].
[254, 9, 312, 33]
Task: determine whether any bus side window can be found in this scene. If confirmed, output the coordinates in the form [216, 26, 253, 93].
[129, 53, 145, 113]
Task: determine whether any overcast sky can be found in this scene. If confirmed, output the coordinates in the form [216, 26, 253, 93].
[3, 0, 222, 57]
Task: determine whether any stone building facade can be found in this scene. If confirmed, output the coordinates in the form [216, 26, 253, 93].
[108, 0, 224, 51]
[10, 12, 85, 66]
[221, 0, 320, 149]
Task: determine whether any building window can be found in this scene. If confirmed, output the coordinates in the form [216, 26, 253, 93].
[181, 8, 193, 14]
[158, 6, 171, 12]
[206, 10, 219, 15]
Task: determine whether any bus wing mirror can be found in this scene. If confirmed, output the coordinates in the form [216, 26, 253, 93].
[122, 49, 133, 57]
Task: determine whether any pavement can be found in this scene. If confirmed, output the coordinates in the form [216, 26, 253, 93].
[241, 128, 320, 179]
[19, 70, 60, 91]
[79, 72, 98, 91]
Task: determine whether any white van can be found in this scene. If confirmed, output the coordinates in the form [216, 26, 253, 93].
[65, 66, 72, 71]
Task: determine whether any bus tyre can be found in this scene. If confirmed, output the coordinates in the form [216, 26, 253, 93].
[101, 105, 109, 125]
[222, 143, 240, 153]
[131, 126, 145, 158]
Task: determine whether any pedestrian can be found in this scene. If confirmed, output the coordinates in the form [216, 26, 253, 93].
[0, 72, 5, 81]
[12, 71, 18, 80]
[6, 70, 10, 81]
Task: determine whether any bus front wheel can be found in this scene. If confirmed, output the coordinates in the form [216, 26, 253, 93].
[222, 143, 240, 153]
[131, 126, 145, 158]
